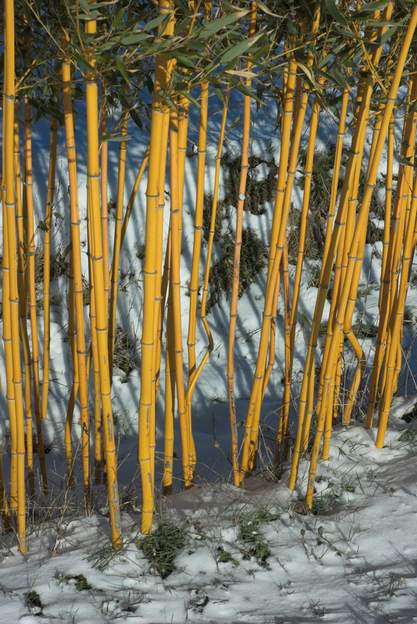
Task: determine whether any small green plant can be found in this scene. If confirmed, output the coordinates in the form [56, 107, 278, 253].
[384, 573, 406, 597]
[357, 283, 377, 298]
[216, 545, 239, 567]
[139, 522, 187, 579]
[72, 574, 92, 592]
[310, 474, 356, 516]
[25, 590, 44, 615]
[341, 479, 356, 494]
[88, 543, 119, 571]
[55, 572, 92, 591]
[237, 508, 278, 567]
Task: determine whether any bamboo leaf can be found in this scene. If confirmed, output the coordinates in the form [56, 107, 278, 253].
[121, 31, 152, 45]
[199, 10, 248, 39]
[103, 133, 131, 142]
[324, 0, 349, 26]
[234, 81, 262, 104]
[143, 15, 166, 32]
[220, 33, 262, 65]
[351, 0, 389, 17]
[256, 1, 280, 17]
[175, 53, 199, 68]
[116, 56, 130, 83]
[297, 63, 314, 86]
[225, 68, 257, 79]
[112, 7, 125, 30]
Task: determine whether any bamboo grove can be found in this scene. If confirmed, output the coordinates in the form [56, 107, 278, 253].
[1, 0, 417, 552]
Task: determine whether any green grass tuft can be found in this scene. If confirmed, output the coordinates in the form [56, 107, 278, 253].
[139, 522, 187, 579]
[237, 508, 278, 567]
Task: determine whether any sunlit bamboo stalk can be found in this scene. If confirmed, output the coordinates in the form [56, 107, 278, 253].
[62, 53, 91, 495]
[85, 10, 122, 547]
[41, 119, 58, 422]
[4, 0, 26, 552]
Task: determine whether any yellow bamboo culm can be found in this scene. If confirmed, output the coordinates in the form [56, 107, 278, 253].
[85, 10, 122, 548]
[62, 54, 91, 495]
[163, 258, 175, 492]
[13, 109, 35, 497]
[163, 99, 191, 492]
[2, 106, 18, 517]
[23, 98, 48, 496]
[281, 74, 326, 458]
[4, 0, 26, 553]
[304, 28, 391, 477]
[227, 3, 256, 486]
[65, 267, 79, 485]
[138, 0, 175, 533]
[109, 110, 129, 378]
[150, 109, 171, 488]
[0, 134, 9, 528]
[185, 85, 209, 484]
[100, 87, 110, 314]
[323, 4, 396, 438]
[41, 119, 58, 423]
[88, 241, 103, 485]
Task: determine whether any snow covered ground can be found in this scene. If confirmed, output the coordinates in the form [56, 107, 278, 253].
[1, 412, 417, 623]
